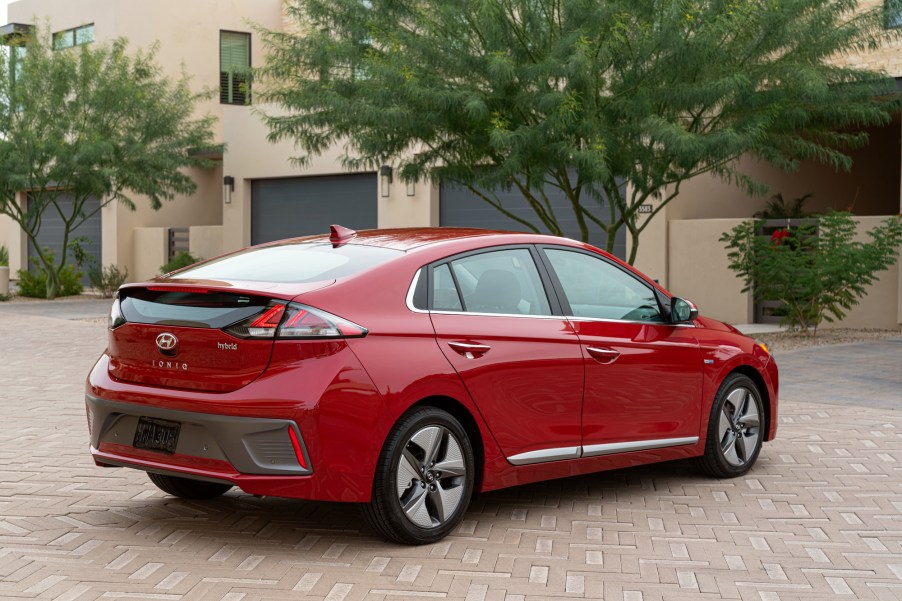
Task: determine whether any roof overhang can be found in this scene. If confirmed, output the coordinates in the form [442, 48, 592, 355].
[0, 23, 33, 45]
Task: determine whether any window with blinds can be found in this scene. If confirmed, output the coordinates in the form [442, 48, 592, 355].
[220, 31, 250, 105]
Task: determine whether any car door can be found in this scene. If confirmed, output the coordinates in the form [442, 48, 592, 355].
[539, 246, 704, 456]
[427, 246, 585, 463]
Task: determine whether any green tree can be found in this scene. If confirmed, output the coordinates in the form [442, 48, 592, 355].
[0, 25, 219, 298]
[721, 213, 902, 334]
[257, 0, 900, 262]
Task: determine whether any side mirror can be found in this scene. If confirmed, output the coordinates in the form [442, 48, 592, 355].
[671, 297, 698, 324]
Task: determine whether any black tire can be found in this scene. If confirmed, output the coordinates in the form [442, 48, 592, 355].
[361, 407, 475, 545]
[696, 373, 765, 478]
[147, 472, 232, 500]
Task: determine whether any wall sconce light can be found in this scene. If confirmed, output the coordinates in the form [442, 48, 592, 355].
[406, 180, 416, 196]
[379, 165, 392, 197]
[223, 175, 235, 204]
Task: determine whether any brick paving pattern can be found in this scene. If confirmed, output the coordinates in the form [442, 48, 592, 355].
[1, 313, 901, 600]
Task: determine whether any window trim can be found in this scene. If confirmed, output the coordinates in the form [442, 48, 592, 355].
[537, 245, 673, 325]
[220, 29, 251, 105]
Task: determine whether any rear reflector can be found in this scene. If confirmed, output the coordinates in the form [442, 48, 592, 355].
[287, 426, 308, 470]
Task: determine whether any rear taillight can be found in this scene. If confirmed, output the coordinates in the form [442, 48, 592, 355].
[278, 303, 367, 338]
[109, 297, 126, 330]
[225, 301, 286, 339]
[225, 302, 366, 340]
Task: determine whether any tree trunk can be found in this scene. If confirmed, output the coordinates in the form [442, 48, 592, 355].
[44, 267, 61, 300]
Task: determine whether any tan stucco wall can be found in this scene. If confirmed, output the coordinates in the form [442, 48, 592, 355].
[668, 219, 754, 325]
[221, 105, 437, 252]
[111, 166, 223, 277]
[9, 0, 283, 140]
[8, 0, 283, 280]
[1, 193, 29, 276]
[833, 0, 902, 76]
[132, 227, 168, 282]
[189, 225, 224, 261]
[669, 122, 902, 222]
[667, 216, 901, 329]
[826, 216, 901, 330]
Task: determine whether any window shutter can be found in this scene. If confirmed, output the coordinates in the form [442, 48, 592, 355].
[220, 32, 250, 105]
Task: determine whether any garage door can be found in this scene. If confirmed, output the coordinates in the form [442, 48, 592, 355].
[251, 174, 378, 245]
[440, 181, 626, 259]
[27, 195, 102, 284]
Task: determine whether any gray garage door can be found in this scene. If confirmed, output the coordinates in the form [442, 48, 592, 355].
[251, 174, 378, 245]
[27, 195, 102, 284]
[440, 181, 626, 259]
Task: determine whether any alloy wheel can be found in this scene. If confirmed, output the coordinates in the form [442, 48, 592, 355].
[718, 387, 761, 467]
[396, 425, 468, 529]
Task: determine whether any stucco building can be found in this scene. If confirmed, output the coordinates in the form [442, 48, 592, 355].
[2, 0, 900, 328]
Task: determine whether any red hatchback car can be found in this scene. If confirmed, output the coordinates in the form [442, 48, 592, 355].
[86, 227, 778, 544]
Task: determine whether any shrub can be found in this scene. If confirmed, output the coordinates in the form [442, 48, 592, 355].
[16, 250, 84, 298]
[0, 244, 8, 267]
[721, 212, 902, 334]
[88, 263, 128, 298]
[160, 251, 201, 275]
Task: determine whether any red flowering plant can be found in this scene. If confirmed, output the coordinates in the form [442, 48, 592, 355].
[770, 228, 789, 247]
[721, 212, 902, 335]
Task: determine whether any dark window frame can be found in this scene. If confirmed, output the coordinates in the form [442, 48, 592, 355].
[220, 30, 251, 105]
[52, 23, 95, 50]
[886, 0, 902, 28]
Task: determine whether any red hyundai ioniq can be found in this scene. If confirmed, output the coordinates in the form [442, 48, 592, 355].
[86, 226, 778, 544]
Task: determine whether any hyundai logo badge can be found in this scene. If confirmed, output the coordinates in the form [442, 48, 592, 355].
[155, 332, 179, 356]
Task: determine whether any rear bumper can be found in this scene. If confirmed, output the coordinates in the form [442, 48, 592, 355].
[86, 346, 390, 503]
[87, 395, 311, 476]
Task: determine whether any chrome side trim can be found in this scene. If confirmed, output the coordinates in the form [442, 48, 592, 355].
[564, 315, 696, 328]
[507, 446, 581, 466]
[505, 437, 699, 466]
[581, 436, 699, 458]
[431, 310, 563, 320]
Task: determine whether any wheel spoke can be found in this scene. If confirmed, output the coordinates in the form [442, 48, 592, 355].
[722, 431, 740, 466]
[402, 485, 432, 528]
[718, 406, 733, 438]
[434, 435, 465, 477]
[397, 452, 422, 497]
[735, 430, 749, 462]
[742, 430, 760, 460]
[411, 426, 443, 467]
[737, 392, 760, 428]
[430, 482, 464, 523]
[725, 389, 745, 424]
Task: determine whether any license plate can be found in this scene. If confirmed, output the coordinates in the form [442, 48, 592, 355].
[134, 417, 181, 454]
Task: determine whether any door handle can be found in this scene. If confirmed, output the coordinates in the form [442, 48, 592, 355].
[586, 346, 620, 364]
[447, 341, 491, 359]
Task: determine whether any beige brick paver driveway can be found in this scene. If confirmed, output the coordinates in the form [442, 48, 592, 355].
[1, 310, 901, 601]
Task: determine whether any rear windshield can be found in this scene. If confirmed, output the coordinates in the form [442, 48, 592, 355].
[170, 242, 402, 283]
[121, 290, 270, 328]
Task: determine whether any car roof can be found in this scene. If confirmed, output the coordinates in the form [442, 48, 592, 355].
[266, 227, 585, 252]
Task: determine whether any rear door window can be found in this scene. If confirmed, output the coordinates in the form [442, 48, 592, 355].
[438, 248, 551, 316]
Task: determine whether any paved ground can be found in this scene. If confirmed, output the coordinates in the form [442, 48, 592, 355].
[0, 297, 112, 321]
[1, 313, 900, 601]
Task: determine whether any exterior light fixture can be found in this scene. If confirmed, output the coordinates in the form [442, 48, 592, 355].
[406, 181, 416, 197]
[380, 165, 392, 197]
[223, 175, 235, 204]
